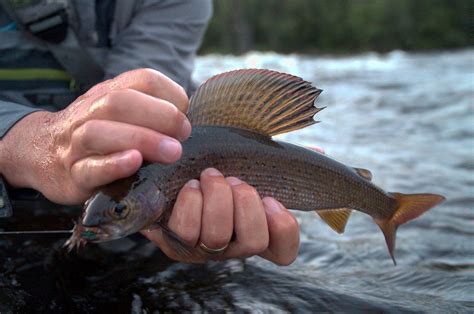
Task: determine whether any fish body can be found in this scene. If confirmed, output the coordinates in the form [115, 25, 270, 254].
[144, 125, 392, 221]
[66, 69, 444, 263]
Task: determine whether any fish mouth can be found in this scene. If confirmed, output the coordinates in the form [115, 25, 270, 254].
[64, 223, 123, 251]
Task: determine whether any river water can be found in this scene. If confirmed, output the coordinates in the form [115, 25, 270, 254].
[1, 50, 473, 312]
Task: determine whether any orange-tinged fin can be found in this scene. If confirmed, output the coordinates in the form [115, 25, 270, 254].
[375, 193, 445, 265]
[316, 208, 353, 234]
[354, 167, 372, 181]
[188, 69, 323, 136]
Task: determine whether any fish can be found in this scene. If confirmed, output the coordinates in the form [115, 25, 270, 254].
[65, 69, 445, 264]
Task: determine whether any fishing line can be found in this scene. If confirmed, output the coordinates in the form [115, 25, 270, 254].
[0, 230, 73, 235]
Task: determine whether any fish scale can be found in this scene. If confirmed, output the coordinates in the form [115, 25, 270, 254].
[149, 126, 393, 219]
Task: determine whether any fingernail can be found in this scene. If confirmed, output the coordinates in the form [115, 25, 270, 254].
[116, 150, 141, 171]
[179, 119, 192, 141]
[159, 138, 181, 161]
[185, 179, 200, 189]
[202, 168, 222, 177]
[308, 146, 325, 154]
[263, 197, 282, 213]
[226, 177, 242, 186]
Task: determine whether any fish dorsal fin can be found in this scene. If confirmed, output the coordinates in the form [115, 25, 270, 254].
[316, 208, 353, 234]
[188, 69, 323, 136]
[354, 167, 372, 181]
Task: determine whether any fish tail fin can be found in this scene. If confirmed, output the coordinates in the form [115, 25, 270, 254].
[376, 193, 445, 265]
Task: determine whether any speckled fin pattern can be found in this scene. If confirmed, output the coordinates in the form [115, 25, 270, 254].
[188, 69, 323, 136]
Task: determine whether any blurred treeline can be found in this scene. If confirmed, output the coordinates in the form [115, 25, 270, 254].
[200, 0, 471, 54]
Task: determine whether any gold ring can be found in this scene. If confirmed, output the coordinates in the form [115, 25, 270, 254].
[198, 241, 229, 254]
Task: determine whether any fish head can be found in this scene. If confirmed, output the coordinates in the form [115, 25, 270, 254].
[65, 177, 166, 250]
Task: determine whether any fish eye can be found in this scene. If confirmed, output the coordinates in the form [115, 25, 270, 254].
[112, 202, 129, 218]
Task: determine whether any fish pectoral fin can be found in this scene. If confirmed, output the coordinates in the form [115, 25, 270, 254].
[316, 208, 353, 234]
[354, 167, 373, 181]
[188, 69, 323, 136]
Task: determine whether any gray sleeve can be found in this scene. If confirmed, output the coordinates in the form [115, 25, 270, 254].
[0, 101, 43, 216]
[105, 0, 212, 93]
[0, 100, 43, 139]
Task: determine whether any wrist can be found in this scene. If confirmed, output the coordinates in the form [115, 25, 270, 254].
[0, 111, 51, 189]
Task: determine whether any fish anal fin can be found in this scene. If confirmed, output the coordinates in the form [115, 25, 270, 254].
[354, 167, 373, 181]
[375, 193, 445, 265]
[316, 208, 353, 234]
[188, 69, 323, 136]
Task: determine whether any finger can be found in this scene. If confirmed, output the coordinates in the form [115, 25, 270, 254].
[167, 179, 203, 247]
[259, 197, 300, 266]
[70, 149, 142, 191]
[87, 89, 191, 141]
[70, 120, 182, 164]
[84, 68, 189, 113]
[199, 168, 234, 251]
[220, 177, 269, 259]
[308, 146, 325, 154]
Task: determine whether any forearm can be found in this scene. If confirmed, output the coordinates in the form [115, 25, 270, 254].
[0, 100, 46, 188]
[0, 110, 51, 189]
[0, 100, 44, 139]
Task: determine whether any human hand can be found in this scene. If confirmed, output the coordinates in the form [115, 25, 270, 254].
[0, 69, 190, 204]
[141, 167, 300, 266]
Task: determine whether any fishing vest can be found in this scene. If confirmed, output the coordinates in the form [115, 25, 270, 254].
[0, 0, 132, 110]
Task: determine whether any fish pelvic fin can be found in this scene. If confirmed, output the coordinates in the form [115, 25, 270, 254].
[316, 208, 352, 234]
[154, 221, 205, 263]
[375, 193, 445, 265]
[188, 69, 323, 136]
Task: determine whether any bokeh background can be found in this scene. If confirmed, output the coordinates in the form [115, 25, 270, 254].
[200, 0, 471, 54]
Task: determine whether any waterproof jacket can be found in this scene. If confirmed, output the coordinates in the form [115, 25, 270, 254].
[0, 0, 212, 217]
[0, 0, 212, 137]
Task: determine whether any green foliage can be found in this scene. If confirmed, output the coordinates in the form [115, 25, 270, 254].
[200, 0, 471, 54]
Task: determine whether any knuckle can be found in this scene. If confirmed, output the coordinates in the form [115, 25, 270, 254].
[204, 236, 229, 249]
[163, 100, 182, 122]
[208, 177, 231, 192]
[174, 106, 186, 123]
[177, 86, 189, 111]
[247, 239, 268, 255]
[75, 120, 99, 145]
[131, 129, 157, 150]
[106, 89, 124, 107]
[83, 78, 111, 97]
[235, 184, 259, 201]
[179, 183, 200, 198]
[236, 193, 258, 209]
[75, 160, 92, 188]
[178, 229, 199, 245]
[104, 157, 122, 173]
[141, 68, 161, 89]
[274, 214, 299, 236]
[273, 254, 297, 266]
